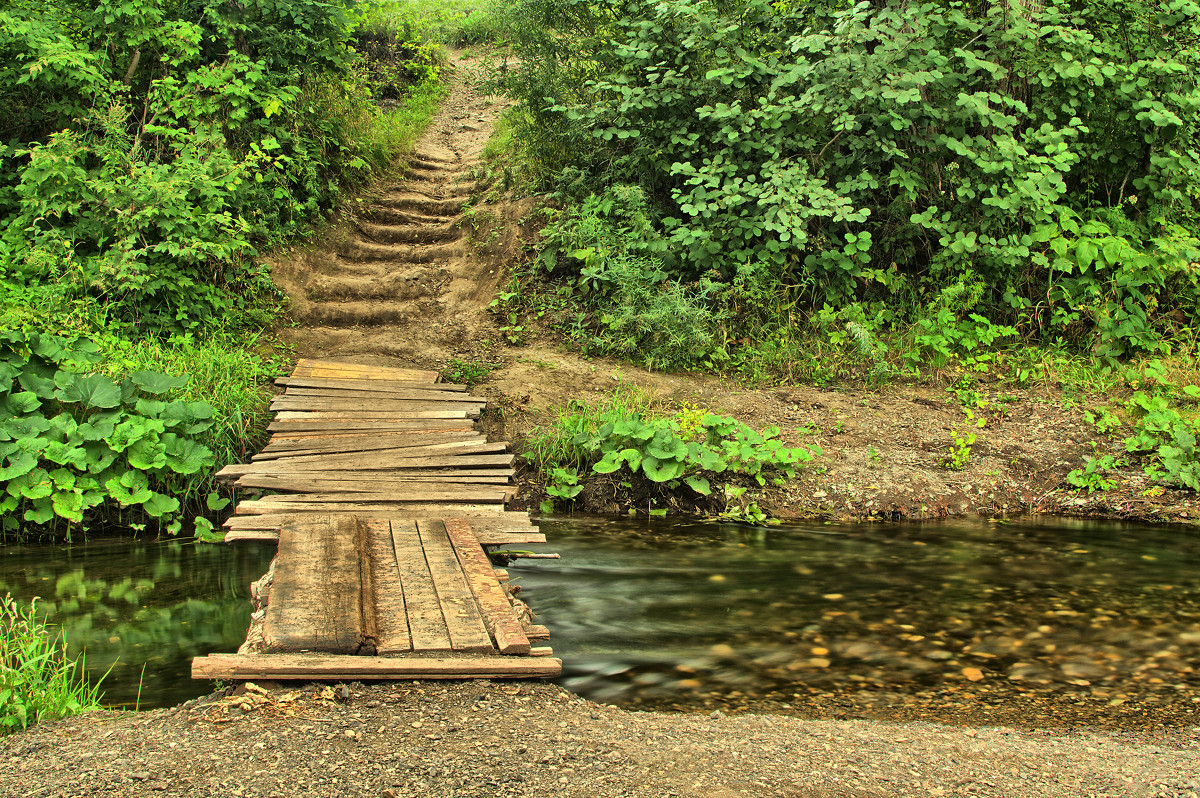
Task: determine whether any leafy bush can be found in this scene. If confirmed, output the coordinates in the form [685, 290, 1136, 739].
[0, 0, 452, 334]
[0, 329, 218, 536]
[525, 392, 820, 509]
[496, 0, 1200, 362]
[1, 595, 103, 734]
[1124, 389, 1200, 490]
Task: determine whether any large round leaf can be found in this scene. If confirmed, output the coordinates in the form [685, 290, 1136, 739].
[642, 455, 686, 482]
[106, 469, 152, 505]
[163, 436, 214, 475]
[142, 492, 180, 518]
[130, 371, 190, 395]
[53, 373, 122, 410]
[0, 452, 38, 481]
[1, 391, 41, 416]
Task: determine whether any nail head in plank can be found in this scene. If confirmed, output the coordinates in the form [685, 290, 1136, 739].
[443, 519, 531, 655]
[191, 653, 562, 680]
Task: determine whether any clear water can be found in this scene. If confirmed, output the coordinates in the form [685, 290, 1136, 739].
[516, 516, 1200, 714]
[3, 516, 1199, 718]
[0, 538, 275, 708]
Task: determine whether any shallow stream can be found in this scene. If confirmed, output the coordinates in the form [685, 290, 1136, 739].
[3, 516, 1199, 728]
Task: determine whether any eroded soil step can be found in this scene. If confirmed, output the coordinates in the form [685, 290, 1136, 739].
[355, 220, 461, 245]
[372, 194, 468, 215]
[340, 240, 467, 264]
[303, 300, 441, 326]
[305, 272, 445, 301]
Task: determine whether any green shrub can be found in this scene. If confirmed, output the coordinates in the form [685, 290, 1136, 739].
[1, 595, 103, 734]
[496, 0, 1200, 361]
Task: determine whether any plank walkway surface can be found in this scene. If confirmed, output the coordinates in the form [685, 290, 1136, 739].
[192, 359, 558, 681]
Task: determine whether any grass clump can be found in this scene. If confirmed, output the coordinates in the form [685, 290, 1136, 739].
[0, 595, 103, 734]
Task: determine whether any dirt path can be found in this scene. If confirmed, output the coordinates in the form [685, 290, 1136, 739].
[8, 51, 1198, 798]
[271, 54, 506, 367]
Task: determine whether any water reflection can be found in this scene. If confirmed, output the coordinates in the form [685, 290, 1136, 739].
[0, 538, 275, 708]
[517, 516, 1200, 725]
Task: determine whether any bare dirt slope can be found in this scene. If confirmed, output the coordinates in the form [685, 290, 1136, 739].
[271, 54, 507, 367]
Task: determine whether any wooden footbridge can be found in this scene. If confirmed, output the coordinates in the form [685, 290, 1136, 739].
[190, 359, 561, 682]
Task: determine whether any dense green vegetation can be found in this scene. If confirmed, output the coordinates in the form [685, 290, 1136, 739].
[481, 0, 1200, 495]
[0, 0, 455, 538]
[1, 594, 103, 733]
[493, 0, 1200, 370]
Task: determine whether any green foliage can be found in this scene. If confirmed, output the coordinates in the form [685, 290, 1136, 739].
[539, 466, 583, 513]
[1066, 453, 1120, 492]
[1124, 390, 1200, 490]
[0, 595, 103, 734]
[0, 0, 451, 335]
[0, 329, 219, 537]
[525, 392, 820, 505]
[495, 0, 1200, 367]
[441, 358, 496, 388]
[524, 186, 726, 369]
[942, 409, 986, 471]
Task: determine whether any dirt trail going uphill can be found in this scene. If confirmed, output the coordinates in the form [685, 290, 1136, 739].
[272, 54, 504, 366]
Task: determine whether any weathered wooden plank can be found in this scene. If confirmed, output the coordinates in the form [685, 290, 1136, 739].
[218, 450, 514, 483]
[524, 624, 551, 641]
[234, 441, 509, 472]
[250, 453, 516, 475]
[263, 516, 366, 653]
[281, 387, 484, 404]
[475, 532, 548, 545]
[268, 419, 477, 433]
[273, 409, 477, 421]
[224, 511, 532, 530]
[234, 500, 515, 516]
[415, 520, 494, 653]
[191, 653, 563, 680]
[270, 397, 485, 413]
[263, 427, 483, 446]
[278, 376, 468, 393]
[388, 520, 453, 653]
[233, 476, 510, 500]
[291, 359, 440, 383]
[257, 430, 482, 457]
[239, 485, 508, 503]
[243, 473, 514, 487]
[224, 529, 281, 542]
[364, 517, 411, 653]
[444, 519, 531, 655]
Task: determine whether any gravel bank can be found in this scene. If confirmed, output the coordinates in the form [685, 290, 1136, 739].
[3, 681, 1198, 798]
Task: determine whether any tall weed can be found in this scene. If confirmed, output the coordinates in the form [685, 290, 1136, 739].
[0, 595, 103, 734]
